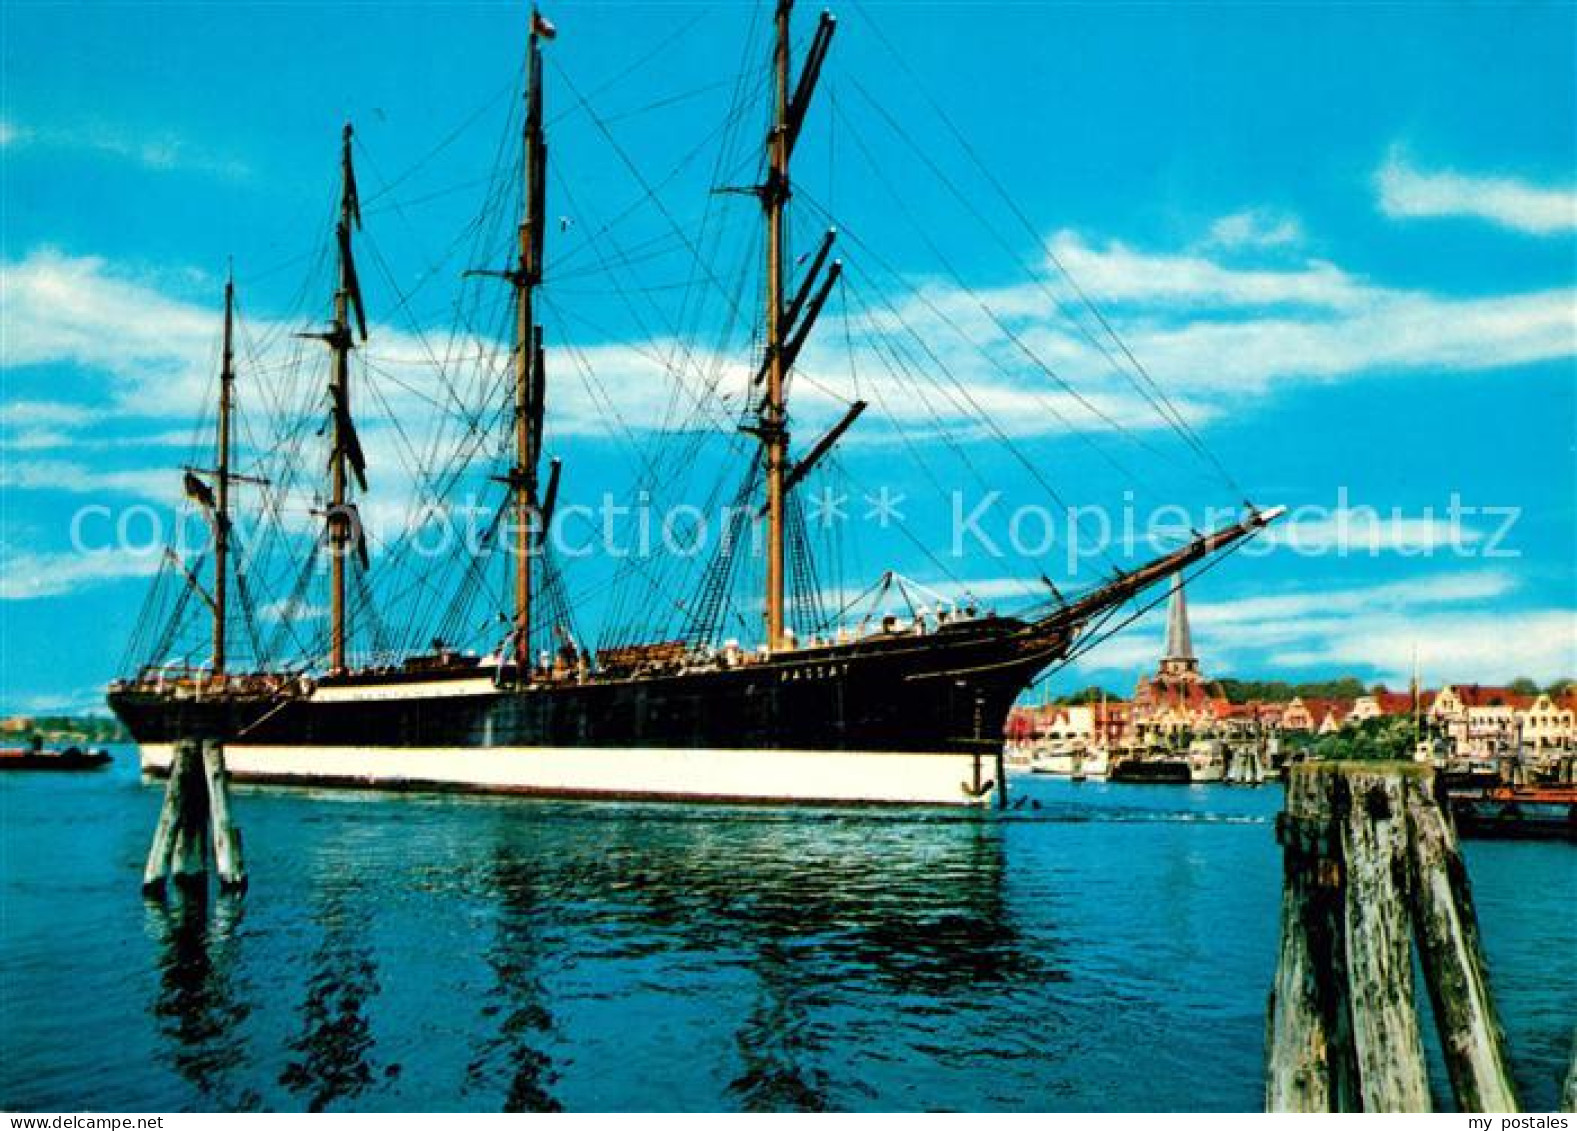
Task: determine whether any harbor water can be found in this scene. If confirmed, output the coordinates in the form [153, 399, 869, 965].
[2, 750, 1572, 1112]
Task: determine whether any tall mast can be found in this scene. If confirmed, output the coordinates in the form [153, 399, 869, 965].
[213, 270, 235, 676]
[756, 1, 837, 651]
[324, 122, 368, 673]
[510, 10, 549, 668]
[761, 1, 792, 650]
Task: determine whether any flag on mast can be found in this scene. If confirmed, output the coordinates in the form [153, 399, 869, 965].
[531, 9, 557, 39]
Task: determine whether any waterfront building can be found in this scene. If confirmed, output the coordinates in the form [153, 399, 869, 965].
[1280, 697, 1317, 733]
[1281, 697, 1351, 735]
[1316, 706, 1348, 735]
[1431, 685, 1536, 760]
[1006, 583, 1571, 776]
[1347, 695, 1379, 724]
[1519, 693, 1575, 752]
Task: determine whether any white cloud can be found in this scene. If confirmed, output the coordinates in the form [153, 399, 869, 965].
[0, 247, 1210, 465]
[1204, 208, 1305, 251]
[1038, 232, 1367, 310]
[2, 401, 96, 427]
[1, 249, 221, 411]
[1376, 150, 1577, 236]
[2, 117, 248, 178]
[1268, 609, 1575, 686]
[258, 597, 326, 624]
[948, 231, 1576, 396]
[0, 546, 163, 601]
[1263, 510, 1484, 556]
[1, 687, 116, 716]
[1068, 570, 1575, 687]
[3, 226, 1574, 542]
[0, 457, 177, 501]
[11, 226, 1574, 462]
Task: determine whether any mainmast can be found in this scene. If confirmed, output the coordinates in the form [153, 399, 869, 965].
[213, 270, 235, 676]
[758, 1, 836, 651]
[761, 2, 791, 651]
[319, 122, 368, 673]
[512, 11, 550, 668]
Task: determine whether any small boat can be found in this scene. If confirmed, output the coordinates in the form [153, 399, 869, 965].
[1071, 746, 1110, 782]
[1187, 741, 1226, 783]
[1030, 740, 1080, 776]
[1450, 784, 1577, 841]
[1109, 754, 1192, 784]
[0, 744, 114, 771]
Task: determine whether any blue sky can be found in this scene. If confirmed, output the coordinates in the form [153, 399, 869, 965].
[2, 1, 1575, 713]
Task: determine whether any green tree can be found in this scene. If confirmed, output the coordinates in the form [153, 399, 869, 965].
[1306, 716, 1419, 762]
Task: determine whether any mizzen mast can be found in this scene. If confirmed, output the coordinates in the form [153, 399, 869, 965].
[213, 270, 235, 675]
[180, 274, 239, 677]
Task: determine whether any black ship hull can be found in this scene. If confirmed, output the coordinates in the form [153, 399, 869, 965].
[110, 617, 1066, 805]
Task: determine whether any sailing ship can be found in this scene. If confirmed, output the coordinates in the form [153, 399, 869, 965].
[107, 4, 1283, 805]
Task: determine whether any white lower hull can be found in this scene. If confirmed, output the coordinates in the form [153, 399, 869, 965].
[138, 742, 999, 806]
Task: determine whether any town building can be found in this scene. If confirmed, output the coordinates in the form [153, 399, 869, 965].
[1518, 692, 1575, 752]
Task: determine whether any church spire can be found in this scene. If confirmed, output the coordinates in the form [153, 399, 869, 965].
[1162, 575, 1195, 665]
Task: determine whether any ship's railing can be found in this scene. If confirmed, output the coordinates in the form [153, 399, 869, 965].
[118, 664, 310, 700]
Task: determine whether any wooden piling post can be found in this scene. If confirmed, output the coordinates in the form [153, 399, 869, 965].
[1264, 803, 1354, 1112]
[170, 740, 211, 889]
[201, 739, 248, 891]
[1267, 762, 1520, 1113]
[1406, 779, 1519, 1111]
[141, 741, 190, 895]
[1267, 764, 1430, 1111]
[142, 736, 247, 896]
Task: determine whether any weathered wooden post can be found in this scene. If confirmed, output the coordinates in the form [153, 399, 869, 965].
[201, 739, 247, 892]
[142, 737, 247, 896]
[1267, 763, 1430, 1111]
[1266, 761, 1519, 1113]
[1407, 777, 1518, 1111]
[170, 742, 211, 890]
[143, 739, 200, 895]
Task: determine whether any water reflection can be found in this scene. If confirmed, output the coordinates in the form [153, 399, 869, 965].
[454, 807, 1053, 1110]
[728, 935, 833, 1111]
[278, 866, 394, 1111]
[463, 847, 562, 1112]
[146, 889, 259, 1110]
